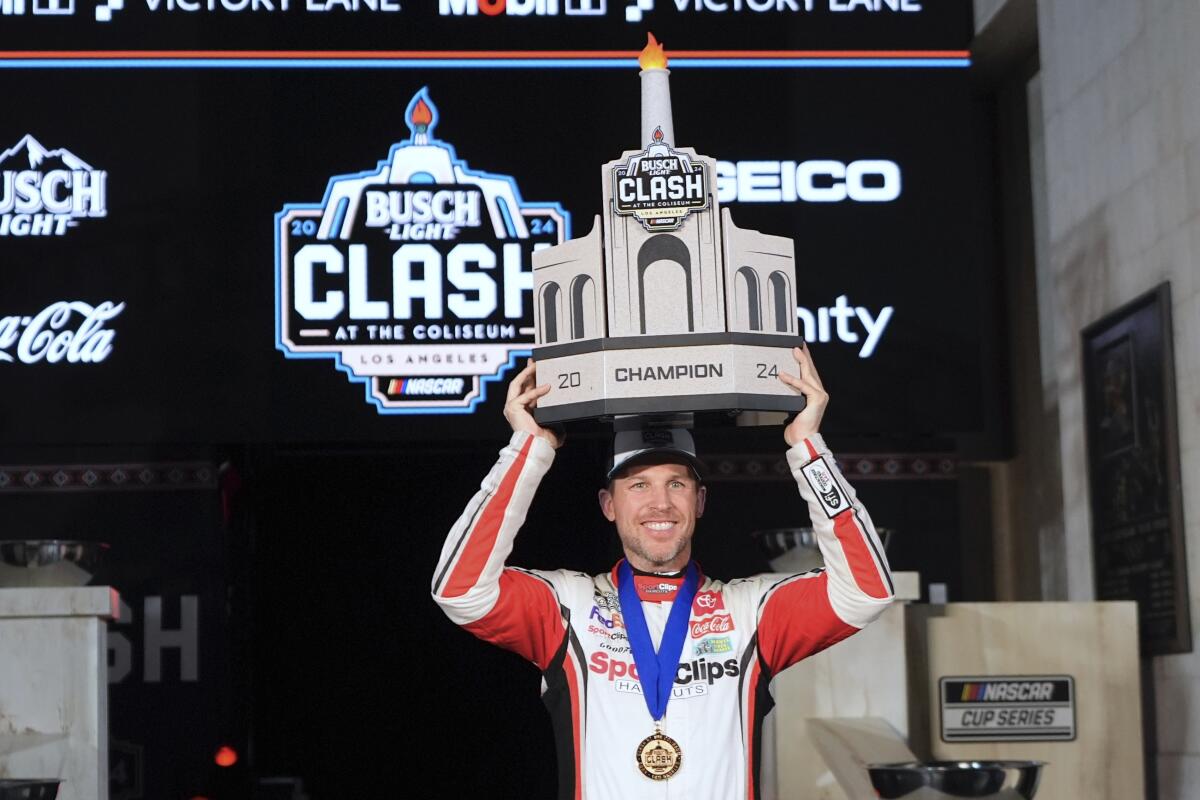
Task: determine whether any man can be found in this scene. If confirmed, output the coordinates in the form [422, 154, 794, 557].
[432, 346, 894, 799]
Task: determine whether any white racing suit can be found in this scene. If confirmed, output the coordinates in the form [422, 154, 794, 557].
[432, 431, 894, 800]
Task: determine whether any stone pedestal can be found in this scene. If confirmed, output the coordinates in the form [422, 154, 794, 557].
[0, 587, 119, 800]
[768, 595, 1145, 800]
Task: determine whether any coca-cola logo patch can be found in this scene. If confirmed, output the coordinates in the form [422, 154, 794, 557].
[690, 614, 734, 638]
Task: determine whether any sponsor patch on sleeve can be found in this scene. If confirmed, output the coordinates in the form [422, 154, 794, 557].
[801, 456, 849, 518]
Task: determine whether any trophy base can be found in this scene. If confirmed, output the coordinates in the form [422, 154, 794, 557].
[532, 332, 806, 425]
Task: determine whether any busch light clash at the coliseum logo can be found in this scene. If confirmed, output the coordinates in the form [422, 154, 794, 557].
[612, 125, 708, 232]
[275, 89, 568, 414]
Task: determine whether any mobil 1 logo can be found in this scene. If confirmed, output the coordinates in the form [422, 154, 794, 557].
[940, 675, 1076, 743]
[275, 89, 567, 414]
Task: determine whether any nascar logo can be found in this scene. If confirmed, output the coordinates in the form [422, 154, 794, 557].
[957, 681, 1056, 702]
[389, 377, 466, 396]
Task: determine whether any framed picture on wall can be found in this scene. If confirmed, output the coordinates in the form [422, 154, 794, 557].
[1083, 282, 1191, 655]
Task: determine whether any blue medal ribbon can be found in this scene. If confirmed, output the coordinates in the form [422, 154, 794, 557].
[617, 560, 700, 722]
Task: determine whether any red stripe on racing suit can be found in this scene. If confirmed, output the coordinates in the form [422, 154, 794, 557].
[432, 433, 566, 670]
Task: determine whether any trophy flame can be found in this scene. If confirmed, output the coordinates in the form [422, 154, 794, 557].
[639, 33, 674, 145]
[639, 33, 668, 71]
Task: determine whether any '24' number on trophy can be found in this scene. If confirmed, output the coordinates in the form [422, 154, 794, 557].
[755, 363, 779, 379]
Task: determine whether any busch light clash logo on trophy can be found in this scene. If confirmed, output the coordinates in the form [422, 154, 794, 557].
[613, 125, 708, 232]
[275, 89, 568, 414]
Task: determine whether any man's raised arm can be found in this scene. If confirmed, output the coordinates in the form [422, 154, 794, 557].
[754, 346, 896, 674]
[430, 361, 568, 669]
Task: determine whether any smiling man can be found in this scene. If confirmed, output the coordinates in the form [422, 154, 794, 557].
[432, 346, 894, 800]
[600, 428, 707, 573]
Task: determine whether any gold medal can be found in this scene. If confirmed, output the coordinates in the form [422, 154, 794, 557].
[635, 728, 682, 780]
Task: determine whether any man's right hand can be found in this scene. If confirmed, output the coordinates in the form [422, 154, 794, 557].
[503, 360, 564, 449]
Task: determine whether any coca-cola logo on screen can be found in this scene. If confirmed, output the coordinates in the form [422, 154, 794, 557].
[0, 301, 124, 364]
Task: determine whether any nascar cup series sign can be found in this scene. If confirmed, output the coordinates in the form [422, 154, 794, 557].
[275, 89, 568, 413]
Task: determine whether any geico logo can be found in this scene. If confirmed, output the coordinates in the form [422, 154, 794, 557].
[589, 652, 740, 685]
[439, 0, 561, 15]
[715, 159, 901, 203]
[0, 169, 107, 216]
[364, 189, 482, 230]
[292, 242, 532, 321]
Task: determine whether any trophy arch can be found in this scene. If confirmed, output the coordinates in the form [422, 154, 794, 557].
[767, 270, 795, 334]
[538, 281, 563, 343]
[733, 266, 762, 332]
[637, 234, 695, 334]
[570, 274, 598, 340]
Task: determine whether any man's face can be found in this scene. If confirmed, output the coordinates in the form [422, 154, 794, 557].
[598, 459, 706, 572]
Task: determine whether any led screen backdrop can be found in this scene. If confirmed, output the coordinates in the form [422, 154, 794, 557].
[0, 1, 989, 444]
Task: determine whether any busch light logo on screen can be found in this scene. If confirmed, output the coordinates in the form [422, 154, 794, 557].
[275, 88, 568, 414]
[0, 135, 107, 237]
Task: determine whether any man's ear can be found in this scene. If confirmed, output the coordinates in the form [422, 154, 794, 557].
[598, 487, 616, 522]
[696, 485, 707, 518]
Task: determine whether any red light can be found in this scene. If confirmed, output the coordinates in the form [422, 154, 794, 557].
[214, 745, 238, 768]
[189, 796, 211, 800]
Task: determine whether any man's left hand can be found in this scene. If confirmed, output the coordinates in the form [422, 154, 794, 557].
[778, 344, 828, 448]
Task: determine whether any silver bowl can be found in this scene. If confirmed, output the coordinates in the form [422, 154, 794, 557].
[0, 541, 109, 588]
[0, 779, 62, 800]
[867, 761, 1044, 800]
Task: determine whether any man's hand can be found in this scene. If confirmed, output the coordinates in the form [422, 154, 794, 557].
[778, 344, 828, 448]
[503, 360, 564, 449]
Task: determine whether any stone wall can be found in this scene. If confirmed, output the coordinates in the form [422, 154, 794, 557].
[988, 0, 1200, 795]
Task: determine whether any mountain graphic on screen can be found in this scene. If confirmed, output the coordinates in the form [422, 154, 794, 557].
[0, 134, 94, 172]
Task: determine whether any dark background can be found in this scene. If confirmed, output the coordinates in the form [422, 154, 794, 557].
[0, 1, 995, 444]
[0, 2, 1000, 798]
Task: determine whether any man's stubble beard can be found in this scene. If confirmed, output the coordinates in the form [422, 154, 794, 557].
[619, 527, 693, 570]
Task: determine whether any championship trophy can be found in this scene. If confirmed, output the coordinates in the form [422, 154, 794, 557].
[532, 35, 806, 426]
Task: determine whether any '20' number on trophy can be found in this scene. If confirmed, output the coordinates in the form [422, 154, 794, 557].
[755, 363, 779, 380]
[558, 371, 581, 389]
